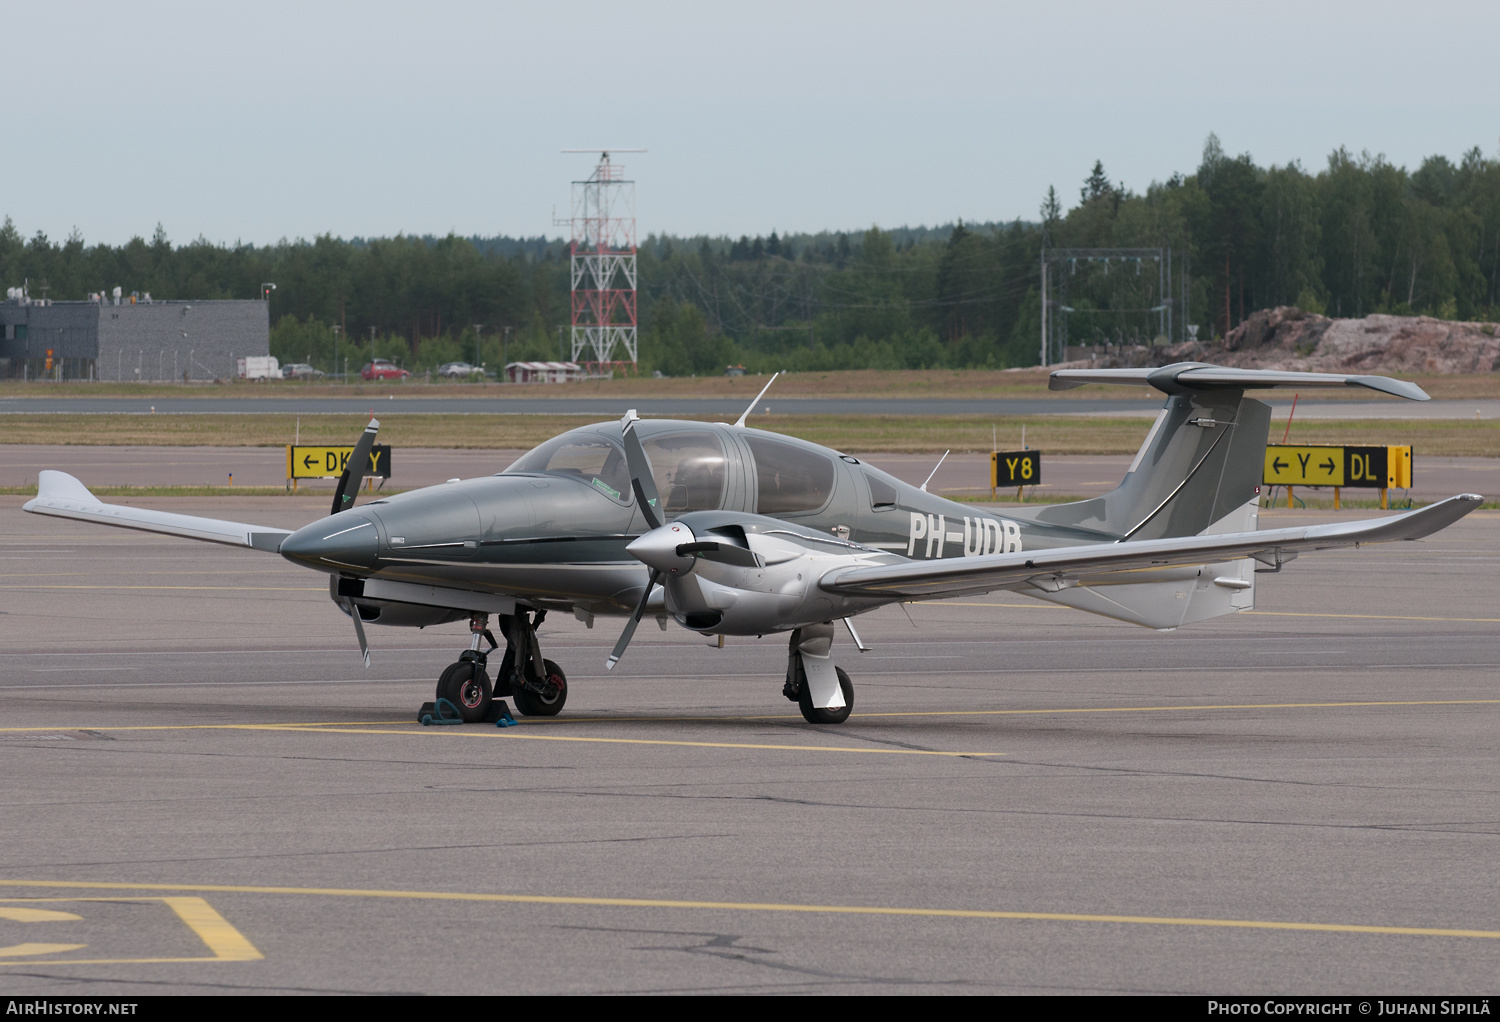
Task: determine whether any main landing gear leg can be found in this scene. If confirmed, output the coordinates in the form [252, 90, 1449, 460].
[429, 613, 499, 723]
[497, 609, 568, 717]
[781, 621, 853, 724]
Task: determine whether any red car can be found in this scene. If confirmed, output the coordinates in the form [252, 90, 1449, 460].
[361, 359, 410, 381]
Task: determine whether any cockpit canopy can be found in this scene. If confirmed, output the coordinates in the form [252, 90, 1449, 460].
[504, 426, 730, 515]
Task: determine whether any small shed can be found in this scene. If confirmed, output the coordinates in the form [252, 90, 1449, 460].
[504, 361, 584, 384]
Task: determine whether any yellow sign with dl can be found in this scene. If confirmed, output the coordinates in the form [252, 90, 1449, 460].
[1263, 445, 1411, 489]
[286, 445, 392, 480]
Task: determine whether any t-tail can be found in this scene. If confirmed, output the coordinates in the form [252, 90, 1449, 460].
[1012, 362, 1430, 629]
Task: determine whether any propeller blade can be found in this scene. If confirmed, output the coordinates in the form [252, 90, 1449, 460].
[331, 418, 381, 516]
[619, 409, 662, 530]
[343, 597, 371, 667]
[605, 568, 660, 670]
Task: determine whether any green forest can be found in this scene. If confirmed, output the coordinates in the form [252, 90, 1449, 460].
[5, 135, 1500, 377]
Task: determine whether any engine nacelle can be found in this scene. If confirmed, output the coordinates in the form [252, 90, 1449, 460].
[637, 511, 900, 636]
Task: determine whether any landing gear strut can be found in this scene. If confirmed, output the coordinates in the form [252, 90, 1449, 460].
[432, 613, 500, 723]
[430, 609, 568, 721]
[494, 609, 568, 717]
[781, 622, 853, 724]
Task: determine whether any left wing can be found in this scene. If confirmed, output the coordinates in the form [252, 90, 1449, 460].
[22, 470, 292, 552]
[820, 494, 1483, 601]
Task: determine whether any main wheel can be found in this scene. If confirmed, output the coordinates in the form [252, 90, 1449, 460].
[798, 666, 853, 724]
[513, 659, 567, 717]
[435, 661, 492, 723]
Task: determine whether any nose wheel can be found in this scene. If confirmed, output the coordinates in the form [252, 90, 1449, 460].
[435, 659, 492, 723]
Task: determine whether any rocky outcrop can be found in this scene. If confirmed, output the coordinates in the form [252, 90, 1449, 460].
[1154, 307, 1500, 374]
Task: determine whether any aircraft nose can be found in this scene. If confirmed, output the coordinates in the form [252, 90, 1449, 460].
[280, 513, 379, 572]
[625, 522, 697, 575]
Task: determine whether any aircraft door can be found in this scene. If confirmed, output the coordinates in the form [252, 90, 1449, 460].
[742, 434, 838, 519]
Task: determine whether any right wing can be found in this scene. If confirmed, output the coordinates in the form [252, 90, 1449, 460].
[820, 494, 1483, 601]
[23, 470, 292, 552]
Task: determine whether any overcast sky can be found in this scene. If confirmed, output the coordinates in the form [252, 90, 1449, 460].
[6, 1, 1498, 247]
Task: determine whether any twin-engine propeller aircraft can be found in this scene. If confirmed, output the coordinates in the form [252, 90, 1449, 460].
[24, 364, 1482, 724]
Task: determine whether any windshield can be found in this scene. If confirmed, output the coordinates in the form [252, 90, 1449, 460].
[504, 433, 630, 501]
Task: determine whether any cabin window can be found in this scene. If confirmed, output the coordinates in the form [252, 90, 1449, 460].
[504, 434, 629, 501]
[864, 470, 899, 509]
[643, 431, 727, 514]
[746, 435, 835, 515]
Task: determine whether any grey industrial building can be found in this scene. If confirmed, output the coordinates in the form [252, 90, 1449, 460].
[0, 295, 269, 381]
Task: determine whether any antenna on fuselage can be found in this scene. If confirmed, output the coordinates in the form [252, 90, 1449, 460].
[733, 372, 780, 428]
[920, 450, 950, 492]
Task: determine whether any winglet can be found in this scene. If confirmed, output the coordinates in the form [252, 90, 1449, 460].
[30, 470, 98, 506]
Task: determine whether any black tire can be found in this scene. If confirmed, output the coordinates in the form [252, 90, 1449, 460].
[798, 666, 853, 724]
[513, 659, 568, 717]
[435, 661, 492, 723]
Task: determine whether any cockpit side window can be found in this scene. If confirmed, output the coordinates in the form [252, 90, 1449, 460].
[503, 434, 629, 502]
[746, 435, 835, 515]
[643, 431, 727, 514]
[863, 469, 900, 510]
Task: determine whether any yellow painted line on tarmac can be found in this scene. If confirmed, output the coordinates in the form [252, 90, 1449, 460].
[165, 896, 264, 960]
[0, 570, 299, 578]
[255, 725, 1003, 757]
[0, 879, 1494, 941]
[0, 896, 263, 966]
[0, 943, 88, 957]
[0, 721, 403, 732]
[0, 585, 323, 591]
[943, 602, 1500, 623]
[1244, 610, 1500, 623]
[3, 699, 1498, 734]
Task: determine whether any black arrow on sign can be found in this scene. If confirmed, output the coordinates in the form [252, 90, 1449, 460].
[303, 455, 317, 469]
[1320, 458, 1336, 473]
[1272, 457, 1287, 473]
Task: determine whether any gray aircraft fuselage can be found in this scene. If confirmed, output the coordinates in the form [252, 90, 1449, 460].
[277, 418, 1110, 623]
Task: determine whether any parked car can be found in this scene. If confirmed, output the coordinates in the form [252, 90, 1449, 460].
[280, 363, 326, 380]
[361, 359, 410, 381]
[438, 361, 481, 379]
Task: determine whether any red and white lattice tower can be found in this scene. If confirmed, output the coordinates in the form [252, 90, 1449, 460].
[565, 150, 642, 374]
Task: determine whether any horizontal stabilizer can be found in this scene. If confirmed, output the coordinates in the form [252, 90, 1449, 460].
[1049, 362, 1430, 401]
[820, 494, 1483, 602]
[22, 470, 292, 551]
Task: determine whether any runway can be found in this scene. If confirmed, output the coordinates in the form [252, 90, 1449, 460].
[1, 492, 1496, 994]
[3, 394, 1496, 418]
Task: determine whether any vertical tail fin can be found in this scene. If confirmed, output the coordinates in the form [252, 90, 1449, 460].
[1030, 388, 1269, 540]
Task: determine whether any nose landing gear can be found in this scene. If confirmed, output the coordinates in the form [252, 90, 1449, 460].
[427, 609, 568, 723]
[430, 613, 500, 723]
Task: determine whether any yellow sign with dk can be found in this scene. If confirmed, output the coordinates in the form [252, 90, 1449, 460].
[286, 445, 391, 480]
